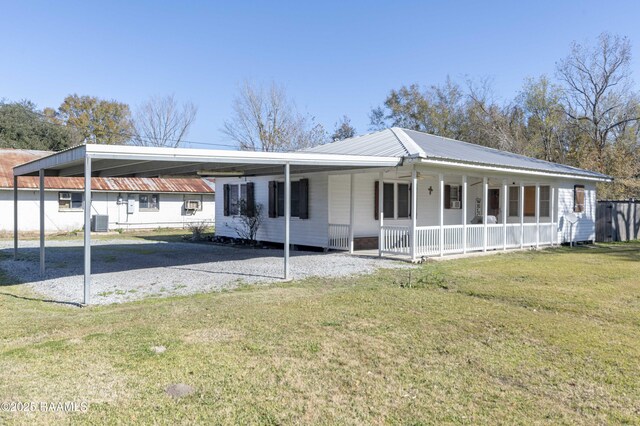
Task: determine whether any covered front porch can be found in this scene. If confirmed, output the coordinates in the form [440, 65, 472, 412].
[327, 166, 557, 260]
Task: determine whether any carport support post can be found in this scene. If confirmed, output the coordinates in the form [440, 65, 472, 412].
[378, 172, 384, 257]
[550, 186, 556, 245]
[535, 183, 540, 248]
[519, 182, 525, 248]
[502, 179, 508, 250]
[13, 176, 18, 260]
[482, 177, 488, 252]
[438, 173, 444, 257]
[84, 156, 92, 305]
[39, 169, 45, 275]
[284, 162, 290, 280]
[462, 175, 467, 254]
[349, 173, 355, 254]
[410, 167, 417, 261]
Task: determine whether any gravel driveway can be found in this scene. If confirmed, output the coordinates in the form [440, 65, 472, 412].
[0, 239, 410, 305]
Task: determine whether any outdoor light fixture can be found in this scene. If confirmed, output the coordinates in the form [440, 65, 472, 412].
[428, 186, 433, 195]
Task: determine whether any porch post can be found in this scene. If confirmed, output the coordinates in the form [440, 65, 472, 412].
[349, 173, 355, 254]
[410, 167, 417, 261]
[550, 185, 556, 246]
[482, 177, 488, 252]
[519, 182, 525, 249]
[284, 162, 291, 279]
[462, 175, 467, 254]
[439, 173, 444, 257]
[535, 183, 540, 248]
[39, 169, 45, 275]
[13, 176, 18, 260]
[502, 179, 508, 250]
[378, 172, 384, 257]
[83, 155, 92, 305]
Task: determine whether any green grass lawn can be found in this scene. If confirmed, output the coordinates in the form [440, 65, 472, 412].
[1, 243, 639, 424]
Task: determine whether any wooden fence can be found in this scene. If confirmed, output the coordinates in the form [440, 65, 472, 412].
[596, 199, 640, 242]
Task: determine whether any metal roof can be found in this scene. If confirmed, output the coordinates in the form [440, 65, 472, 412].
[401, 129, 610, 180]
[1, 149, 214, 193]
[12, 144, 402, 179]
[304, 128, 416, 157]
[303, 127, 610, 181]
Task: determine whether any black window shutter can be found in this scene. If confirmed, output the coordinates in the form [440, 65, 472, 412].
[268, 181, 277, 218]
[223, 184, 230, 216]
[374, 181, 379, 220]
[458, 185, 463, 209]
[444, 185, 451, 209]
[299, 179, 309, 219]
[246, 182, 255, 217]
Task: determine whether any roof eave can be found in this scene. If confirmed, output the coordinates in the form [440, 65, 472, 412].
[408, 157, 612, 182]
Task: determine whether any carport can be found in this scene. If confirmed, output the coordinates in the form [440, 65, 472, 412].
[12, 144, 400, 304]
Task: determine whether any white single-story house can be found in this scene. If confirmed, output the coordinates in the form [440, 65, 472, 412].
[215, 128, 609, 256]
[1, 148, 215, 232]
[10, 130, 609, 304]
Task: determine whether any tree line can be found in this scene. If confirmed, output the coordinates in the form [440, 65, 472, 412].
[1, 32, 637, 198]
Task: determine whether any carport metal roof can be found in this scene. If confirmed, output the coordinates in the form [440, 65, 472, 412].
[13, 143, 402, 178]
[12, 143, 401, 305]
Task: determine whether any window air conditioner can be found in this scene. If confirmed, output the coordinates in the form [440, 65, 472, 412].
[450, 200, 461, 209]
[185, 199, 201, 210]
[59, 192, 72, 200]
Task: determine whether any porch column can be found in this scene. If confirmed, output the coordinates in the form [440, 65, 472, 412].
[284, 162, 291, 279]
[482, 177, 488, 252]
[349, 173, 355, 254]
[502, 179, 508, 250]
[550, 185, 556, 246]
[378, 172, 384, 257]
[462, 175, 467, 254]
[535, 183, 540, 248]
[83, 155, 92, 305]
[410, 167, 418, 261]
[439, 173, 444, 257]
[13, 176, 18, 260]
[519, 182, 525, 249]
[39, 169, 45, 275]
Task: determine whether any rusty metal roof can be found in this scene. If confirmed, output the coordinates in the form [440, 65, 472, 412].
[1, 149, 214, 193]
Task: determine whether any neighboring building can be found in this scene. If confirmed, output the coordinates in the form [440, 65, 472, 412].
[1, 149, 214, 232]
[215, 128, 609, 256]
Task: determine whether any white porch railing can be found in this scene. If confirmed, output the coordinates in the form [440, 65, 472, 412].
[379, 222, 557, 257]
[328, 224, 351, 250]
[381, 225, 411, 254]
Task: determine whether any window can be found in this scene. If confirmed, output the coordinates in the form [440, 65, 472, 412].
[444, 185, 463, 209]
[383, 183, 395, 219]
[139, 194, 160, 211]
[574, 185, 585, 213]
[278, 181, 301, 217]
[374, 182, 411, 219]
[268, 179, 308, 219]
[58, 192, 83, 211]
[524, 186, 536, 217]
[508, 187, 519, 217]
[539, 186, 550, 217]
[224, 182, 255, 217]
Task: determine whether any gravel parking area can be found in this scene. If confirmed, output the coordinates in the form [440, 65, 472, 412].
[0, 239, 410, 305]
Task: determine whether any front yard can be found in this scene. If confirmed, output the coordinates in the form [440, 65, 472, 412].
[0, 242, 639, 424]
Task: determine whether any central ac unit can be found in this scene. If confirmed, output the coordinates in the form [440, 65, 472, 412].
[185, 199, 201, 210]
[91, 215, 109, 232]
[451, 200, 461, 209]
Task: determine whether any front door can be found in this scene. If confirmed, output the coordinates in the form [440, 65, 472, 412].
[488, 189, 500, 218]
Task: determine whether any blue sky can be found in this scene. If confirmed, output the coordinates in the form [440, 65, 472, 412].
[2, 0, 639, 149]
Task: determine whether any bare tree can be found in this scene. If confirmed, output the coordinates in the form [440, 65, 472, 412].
[330, 115, 356, 141]
[556, 33, 640, 169]
[133, 94, 197, 147]
[222, 81, 326, 152]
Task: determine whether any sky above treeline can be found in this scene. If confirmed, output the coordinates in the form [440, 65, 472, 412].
[2, 0, 639, 149]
